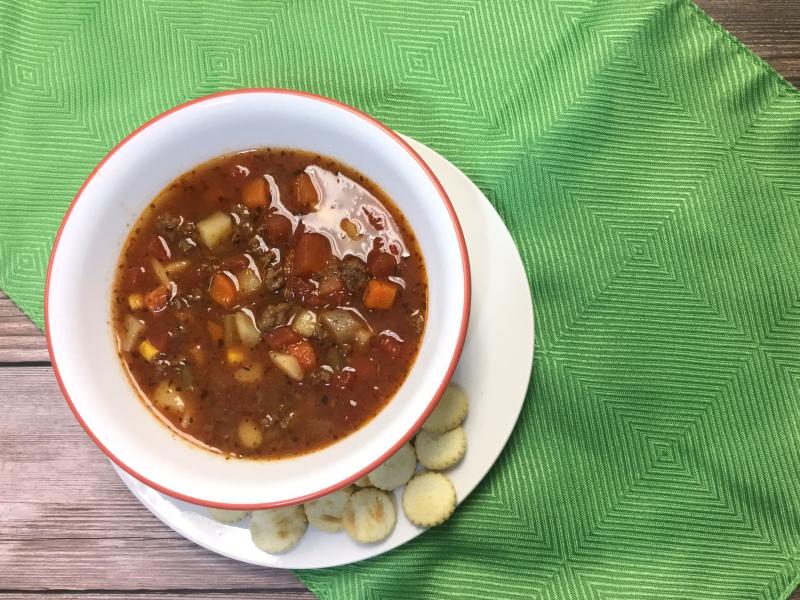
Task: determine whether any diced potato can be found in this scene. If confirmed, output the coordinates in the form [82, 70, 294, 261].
[152, 380, 186, 414]
[120, 314, 145, 351]
[269, 351, 304, 381]
[236, 267, 262, 294]
[138, 339, 160, 361]
[238, 419, 263, 449]
[353, 328, 372, 349]
[150, 258, 170, 285]
[291, 309, 317, 337]
[165, 259, 191, 277]
[319, 309, 370, 345]
[233, 362, 264, 384]
[234, 310, 261, 348]
[128, 293, 144, 311]
[226, 346, 246, 365]
[197, 211, 233, 249]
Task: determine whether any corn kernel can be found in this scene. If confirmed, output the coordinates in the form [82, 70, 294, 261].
[138, 339, 159, 361]
[226, 346, 246, 365]
[128, 293, 144, 311]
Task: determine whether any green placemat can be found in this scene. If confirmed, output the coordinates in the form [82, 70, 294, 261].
[2, 1, 800, 598]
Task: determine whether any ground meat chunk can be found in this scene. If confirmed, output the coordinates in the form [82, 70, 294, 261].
[341, 256, 369, 293]
[258, 302, 292, 331]
[263, 263, 287, 291]
[156, 212, 197, 244]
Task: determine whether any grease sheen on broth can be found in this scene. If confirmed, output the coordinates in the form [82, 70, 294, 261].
[112, 148, 427, 459]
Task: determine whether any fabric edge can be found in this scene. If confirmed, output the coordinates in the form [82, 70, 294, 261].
[294, 570, 327, 600]
[1, 286, 45, 331]
[684, 0, 798, 95]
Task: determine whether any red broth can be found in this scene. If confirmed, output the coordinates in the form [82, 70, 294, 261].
[112, 149, 427, 458]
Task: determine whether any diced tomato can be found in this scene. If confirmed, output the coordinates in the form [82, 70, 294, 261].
[145, 285, 170, 314]
[241, 177, 269, 209]
[363, 279, 398, 310]
[126, 266, 145, 287]
[367, 251, 397, 277]
[209, 272, 237, 308]
[148, 236, 171, 261]
[263, 213, 292, 244]
[332, 369, 355, 391]
[263, 325, 303, 350]
[293, 233, 332, 276]
[286, 340, 317, 372]
[149, 329, 172, 352]
[219, 254, 250, 271]
[377, 334, 404, 359]
[295, 172, 319, 213]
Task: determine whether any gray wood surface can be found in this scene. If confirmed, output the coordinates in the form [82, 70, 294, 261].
[1, 3, 798, 597]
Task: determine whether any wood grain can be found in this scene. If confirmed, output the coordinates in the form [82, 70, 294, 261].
[0, 367, 312, 596]
[0, 596, 312, 600]
[0, 293, 49, 363]
[695, 0, 800, 87]
[0, 4, 797, 597]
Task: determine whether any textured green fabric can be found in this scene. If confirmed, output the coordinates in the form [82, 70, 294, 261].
[2, 0, 800, 598]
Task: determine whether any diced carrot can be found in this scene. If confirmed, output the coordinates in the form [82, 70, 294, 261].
[295, 172, 318, 213]
[367, 250, 397, 277]
[264, 325, 303, 350]
[263, 213, 292, 244]
[207, 321, 224, 343]
[209, 272, 238, 308]
[145, 285, 170, 313]
[293, 233, 332, 276]
[241, 177, 269, 209]
[148, 236, 171, 261]
[363, 279, 398, 310]
[286, 340, 317, 372]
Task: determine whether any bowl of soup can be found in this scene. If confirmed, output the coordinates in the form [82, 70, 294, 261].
[45, 89, 470, 508]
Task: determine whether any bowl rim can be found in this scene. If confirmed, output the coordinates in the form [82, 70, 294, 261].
[44, 88, 471, 509]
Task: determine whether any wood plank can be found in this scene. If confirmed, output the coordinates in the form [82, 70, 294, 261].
[0, 594, 312, 600]
[696, 0, 800, 86]
[0, 367, 310, 596]
[0, 292, 49, 363]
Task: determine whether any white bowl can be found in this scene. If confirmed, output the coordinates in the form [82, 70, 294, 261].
[45, 89, 470, 508]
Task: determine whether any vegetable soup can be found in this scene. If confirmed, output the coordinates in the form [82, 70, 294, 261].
[112, 149, 427, 458]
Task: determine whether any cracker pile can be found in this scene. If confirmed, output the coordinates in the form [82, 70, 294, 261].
[207, 383, 469, 553]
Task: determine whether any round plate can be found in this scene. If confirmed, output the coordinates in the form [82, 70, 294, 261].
[114, 135, 535, 569]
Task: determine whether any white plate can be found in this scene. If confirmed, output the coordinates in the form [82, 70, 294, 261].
[115, 135, 535, 569]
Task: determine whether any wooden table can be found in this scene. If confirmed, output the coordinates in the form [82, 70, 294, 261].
[1, 3, 798, 598]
